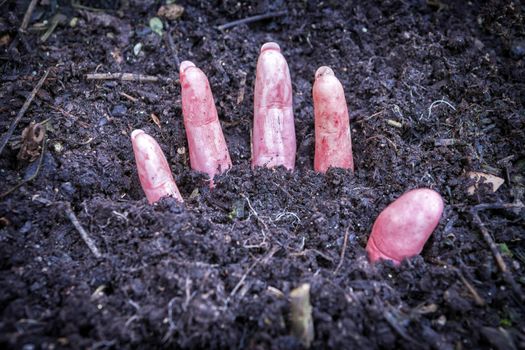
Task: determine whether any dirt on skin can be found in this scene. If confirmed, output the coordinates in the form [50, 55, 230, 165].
[1, 0, 524, 349]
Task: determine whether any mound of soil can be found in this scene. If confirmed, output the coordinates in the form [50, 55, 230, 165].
[1, 0, 524, 349]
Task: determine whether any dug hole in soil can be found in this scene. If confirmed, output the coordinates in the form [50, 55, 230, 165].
[1, 0, 524, 349]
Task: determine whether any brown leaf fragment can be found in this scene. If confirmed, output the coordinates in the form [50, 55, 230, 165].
[151, 113, 162, 129]
[17, 122, 45, 162]
[467, 171, 504, 195]
[157, 4, 184, 20]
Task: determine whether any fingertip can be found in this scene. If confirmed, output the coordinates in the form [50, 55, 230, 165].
[180, 60, 196, 73]
[131, 129, 145, 140]
[315, 66, 335, 80]
[261, 42, 281, 53]
[415, 188, 444, 211]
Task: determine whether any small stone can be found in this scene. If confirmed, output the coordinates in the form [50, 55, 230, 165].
[111, 104, 127, 117]
[447, 33, 466, 51]
[69, 17, 78, 27]
[133, 42, 143, 56]
[143, 32, 161, 50]
[60, 182, 75, 196]
[53, 142, 63, 153]
[19, 221, 32, 234]
[97, 117, 108, 127]
[510, 39, 525, 59]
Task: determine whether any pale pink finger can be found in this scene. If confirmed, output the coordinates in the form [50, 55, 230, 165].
[313, 66, 354, 172]
[131, 129, 183, 204]
[180, 61, 232, 182]
[252, 42, 296, 170]
[366, 188, 444, 264]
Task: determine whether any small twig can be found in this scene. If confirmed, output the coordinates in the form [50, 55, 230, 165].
[457, 270, 485, 306]
[182, 277, 194, 311]
[165, 27, 180, 71]
[434, 258, 486, 306]
[71, 0, 110, 12]
[471, 203, 524, 301]
[291, 249, 334, 263]
[365, 135, 398, 152]
[0, 133, 46, 199]
[162, 297, 178, 343]
[236, 70, 247, 105]
[63, 203, 102, 259]
[86, 73, 159, 82]
[334, 227, 350, 274]
[217, 11, 287, 30]
[434, 138, 461, 147]
[356, 110, 383, 123]
[20, 0, 39, 31]
[229, 258, 261, 300]
[471, 203, 522, 272]
[119, 92, 138, 102]
[228, 246, 279, 304]
[383, 311, 419, 345]
[290, 283, 314, 348]
[0, 68, 50, 157]
[272, 181, 295, 202]
[39, 13, 67, 43]
[44, 101, 78, 119]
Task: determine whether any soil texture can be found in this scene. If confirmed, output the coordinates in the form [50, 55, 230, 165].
[1, 0, 524, 349]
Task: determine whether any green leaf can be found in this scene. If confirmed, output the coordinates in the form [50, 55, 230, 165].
[499, 243, 513, 257]
[149, 17, 164, 36]
[500, 318, 512, 327]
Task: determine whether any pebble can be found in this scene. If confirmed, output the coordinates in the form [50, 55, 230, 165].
[19, 221, 32, 234]
[111, 104, 127, 117]
[447, 33, 466, 51]
[510, 39, 525, 59]
[97, 117, 108, 127]
[60, 182, 75, 196]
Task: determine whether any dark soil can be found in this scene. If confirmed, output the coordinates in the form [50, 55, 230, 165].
[1, 0, 525, 349]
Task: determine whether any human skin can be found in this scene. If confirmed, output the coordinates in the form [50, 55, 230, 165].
[313, 66, 354, 172]
[131, 129, 183, 204]
[366, 188, 444, 264]
[179, 61, 232, 182]
[252, 42, 296, 170]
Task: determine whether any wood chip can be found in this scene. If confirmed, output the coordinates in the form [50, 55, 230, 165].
[435, 138, 458, 146]
[290, 283, 314, 348]
[157, 4, 184, 20]
[151, 113, 161, 128]
[386, 119, 403, 128]
[467, 171, 504, 195]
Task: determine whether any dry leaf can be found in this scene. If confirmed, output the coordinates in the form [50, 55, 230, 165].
[150, 113, 161, 128]
[467, 171, 504, 195]
[0, 34, 11, 47]
[189, 188, 199, 199]
[17, 122, 45, 162]
[111, 48, 123, 64]
[157, 4, 184, 20]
